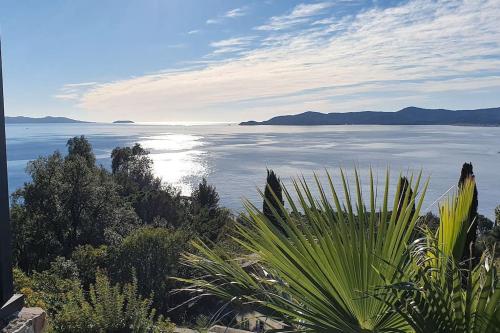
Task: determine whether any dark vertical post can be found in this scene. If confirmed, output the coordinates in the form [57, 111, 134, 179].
[0, 38, 23, 322]
[0, 38, 14, 306]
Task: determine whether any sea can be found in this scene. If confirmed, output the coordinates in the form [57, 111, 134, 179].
[6, 123, 500, 219]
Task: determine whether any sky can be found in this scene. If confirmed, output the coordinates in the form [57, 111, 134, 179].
[1, 0, 500, 123]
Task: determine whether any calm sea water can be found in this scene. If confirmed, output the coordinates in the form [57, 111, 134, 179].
[6, 123, 500, 218]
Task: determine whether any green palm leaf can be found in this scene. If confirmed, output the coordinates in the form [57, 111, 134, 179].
[179, 170, 428, 332]
[379, 178, 500, 333]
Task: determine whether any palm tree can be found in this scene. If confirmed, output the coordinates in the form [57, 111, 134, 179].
[181, 170, 427, 332]
[180, 171, 499, 332]
[379, 178, 500, 333]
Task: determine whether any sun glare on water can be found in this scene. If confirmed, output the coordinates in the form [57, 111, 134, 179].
[139, 133, 208, 194]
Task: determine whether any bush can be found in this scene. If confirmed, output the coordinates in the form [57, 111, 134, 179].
[52, 272, 174, 333]
[13, 260, 81, 316]
[71, 245, 108, 287]
[109, 227, 187, 312]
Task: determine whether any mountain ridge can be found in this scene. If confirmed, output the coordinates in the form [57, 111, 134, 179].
[240, 107, 500, 126]
[6, 116, 90, 124]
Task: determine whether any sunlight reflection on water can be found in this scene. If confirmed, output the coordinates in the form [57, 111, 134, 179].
[139, 133, 208, 194]
[6, 123, 500, 219]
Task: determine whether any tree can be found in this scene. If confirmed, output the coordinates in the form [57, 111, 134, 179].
[262, 169, 285, 233]
[191, 178, 219, 213]
[109, 227, 187, 312]
[183, 170, 428, 332]
[396, 176, 415, 221]
[111, 144, 186, 226]
[67, 135, 95, 166]
[111, 143, 159, 193]
[458, 162, 478, 265]
[71, 245, 109, 287]
[183, 172, 499, 332]
[11, 136, 138, 272]
[382, 179, 499, 333]
[188, 179, 231, 243]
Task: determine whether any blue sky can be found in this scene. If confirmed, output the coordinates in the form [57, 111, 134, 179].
[1, 0, 500, 122]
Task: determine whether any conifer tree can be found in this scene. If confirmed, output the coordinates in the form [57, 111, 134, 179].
[396, 176, 415, 221]
[458, 162, 478, 265]
[263, 169, 285, 234]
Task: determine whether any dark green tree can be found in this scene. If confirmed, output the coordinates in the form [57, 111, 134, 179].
[71, 245, 108, 287]
[111, 144, 185, 226]
[109, 227, 187, 312]
[67, 135, 95, 166]
[191, 178, 219, 213]
[263, 169, 285, 234]
[11, 136, 138, 272]
[187, 179, 230, 243]
[396, 176, 415, 221]
[111, 143, 159, 193]
[458, 162, 478, 265]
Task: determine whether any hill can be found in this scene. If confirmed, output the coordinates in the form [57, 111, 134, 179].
[6, 116, 90, 124]
[113, 120, 135, 124]
[240, 107, 500, 126]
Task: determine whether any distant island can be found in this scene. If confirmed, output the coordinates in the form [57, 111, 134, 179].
[113, 120, 135, 124]
[240, 106, 500, 126]
[6, 116, 90, 124]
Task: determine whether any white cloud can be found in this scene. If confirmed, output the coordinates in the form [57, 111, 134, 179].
[207, 6, 248, 25]
[210, 37, 255, 48]
[208, 37, 255, 56]
[187, 29, 200, 34]
[65, 0, 500, 121]
[255, 2, 333, 30]
[54, 82, 98, 101]
[224, 7, 247, 18]
[53, 93, 80, 100]
[312, 17, 336, 25]
[62, 82, 98, 88]
[166, 43, 186, 49]
[206, 18, 220, 25]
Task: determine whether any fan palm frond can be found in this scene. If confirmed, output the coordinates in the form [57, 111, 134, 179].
[179, 170, 427, 332]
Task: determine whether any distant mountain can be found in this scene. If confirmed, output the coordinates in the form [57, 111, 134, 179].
[113, 120, 135, 124]
[6, 116, 90, 124]
[240, 107, 500, 126]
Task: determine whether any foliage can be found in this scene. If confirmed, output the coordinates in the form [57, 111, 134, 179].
[397, 176, 415, 221]
[477, 225, 500, 255]
[51, 272, 175, 333]
[192, 178, 220, 212]
[71, 245, 109, 287]
[184, 178, 231, 244]
[11, 137, 138, 272]
[111, 144, 156, 188]
[181, 171, 500, 332]
[476, 214, 494, 235]
[109, 227, 187, 312]
[263, 169, 285, 234]
[67, 135, 96, 166]
[458, 162, 479, 264]
[13, 260, 81, 316]
[181, 170, 428, 332]
[111, 143, 186, 226]
[380, 178, 500, 332]
[11, 136, 237, 328]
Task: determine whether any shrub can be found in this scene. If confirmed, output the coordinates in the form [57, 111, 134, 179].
[71, 245, 108, 287]
[109, 227, 187, 312]
[52, 272, 174, 333]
